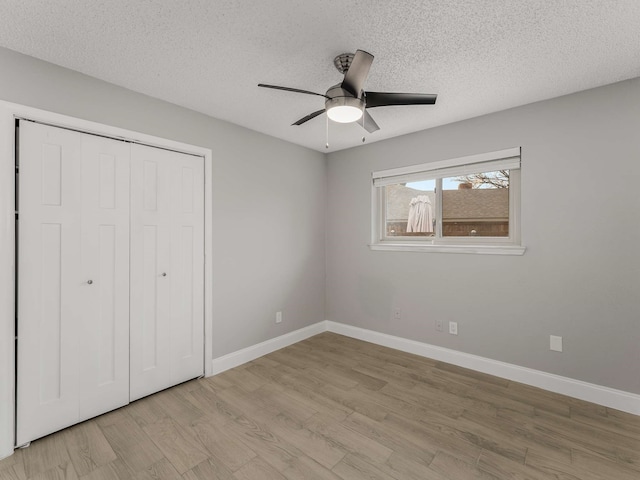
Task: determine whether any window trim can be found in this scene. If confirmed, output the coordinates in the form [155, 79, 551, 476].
[370, 147, 525, 255]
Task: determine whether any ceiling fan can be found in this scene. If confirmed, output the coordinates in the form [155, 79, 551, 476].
[258, 49, 437, 133]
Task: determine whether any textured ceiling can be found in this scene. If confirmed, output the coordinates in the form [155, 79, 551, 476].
[0, 1, 639, 152]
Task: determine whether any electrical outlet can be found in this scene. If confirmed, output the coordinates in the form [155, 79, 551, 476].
[449, 321, 458, 335]
[276, 311, 282, 324]
[393, 307, 401, 320]
[435, 320, 443, 332]
[550, 335, 562, 352]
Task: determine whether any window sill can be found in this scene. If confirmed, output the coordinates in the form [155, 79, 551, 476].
[369, 243, 526, 255]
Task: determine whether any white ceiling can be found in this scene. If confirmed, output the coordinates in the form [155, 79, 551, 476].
[0, 1, 639, 153]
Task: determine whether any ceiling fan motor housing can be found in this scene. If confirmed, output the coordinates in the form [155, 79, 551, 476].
[326, 84, 358, 99]
[325, 95, 364, 110]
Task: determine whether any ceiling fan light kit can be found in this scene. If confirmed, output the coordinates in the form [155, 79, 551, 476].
[325, 96, 364, 123]
[259, 49, 437, 138]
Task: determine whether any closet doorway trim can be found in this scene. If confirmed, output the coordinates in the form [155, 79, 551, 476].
[0, 100, 214, 460]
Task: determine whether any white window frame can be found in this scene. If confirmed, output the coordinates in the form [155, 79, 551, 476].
[370, 147, 525, 255]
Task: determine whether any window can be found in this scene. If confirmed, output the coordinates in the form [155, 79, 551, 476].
[371, 148, 525, 255]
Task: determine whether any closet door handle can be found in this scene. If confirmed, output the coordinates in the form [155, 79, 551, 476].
[161, 272, 167, 277]
[87, 280, 93, 285]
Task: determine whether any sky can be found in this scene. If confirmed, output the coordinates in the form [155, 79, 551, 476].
[406, 170, 506, 191]
[406, 179, 456, 191]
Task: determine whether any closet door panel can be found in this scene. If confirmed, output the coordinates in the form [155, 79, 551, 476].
[78, 135, 131, 421]
[170, 160, 204, 384]
[130, 145, 204, 401]
[17, 123, 131, 444]
[17, 122, 82, 445]
[130, 146, 172, 401]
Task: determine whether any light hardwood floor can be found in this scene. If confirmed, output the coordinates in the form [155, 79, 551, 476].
[1, 332, 639, 480]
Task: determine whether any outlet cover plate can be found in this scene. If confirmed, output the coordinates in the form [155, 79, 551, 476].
[550, 335, 562, 352]
[449, 321, 458, 335]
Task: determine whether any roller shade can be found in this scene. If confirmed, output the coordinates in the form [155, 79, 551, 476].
[373, 148, 520, 187]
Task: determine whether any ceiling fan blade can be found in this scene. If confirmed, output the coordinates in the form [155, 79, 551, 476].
[258, 84, 328, 99]
[364, 92, 437, 108]
[361, 110, 380, 133]
[341, 50, 374, 97]
[292, 109, 326, 126]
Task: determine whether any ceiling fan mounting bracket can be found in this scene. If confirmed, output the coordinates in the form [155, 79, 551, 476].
[333, 53, 355, 74]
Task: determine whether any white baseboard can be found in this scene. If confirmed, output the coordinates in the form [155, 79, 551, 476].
[325, 321, 640, 416]
[210, 321, 327, 376]
[209, 320, 638, 416]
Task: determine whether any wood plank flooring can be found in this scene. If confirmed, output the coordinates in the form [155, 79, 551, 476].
[1, 332, 639, 479]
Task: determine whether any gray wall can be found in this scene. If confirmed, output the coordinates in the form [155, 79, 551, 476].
[2, 45, 638, 395]
[327, 78, 640, 394]
[0, 46, 326, 358]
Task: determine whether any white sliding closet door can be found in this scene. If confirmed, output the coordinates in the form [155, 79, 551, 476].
[129, 144, 204, 401]
[78, 135, 131, 421]
[17, 122, 81, 445]
[17, 122, 130, 445]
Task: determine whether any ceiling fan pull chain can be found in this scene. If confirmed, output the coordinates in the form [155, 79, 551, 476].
[362, 91, 367, 142]
[326, 112, 329, 149]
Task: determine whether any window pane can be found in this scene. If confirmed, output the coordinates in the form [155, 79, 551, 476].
[384, 180, 435, 237]
[442, 170, 509, 237]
